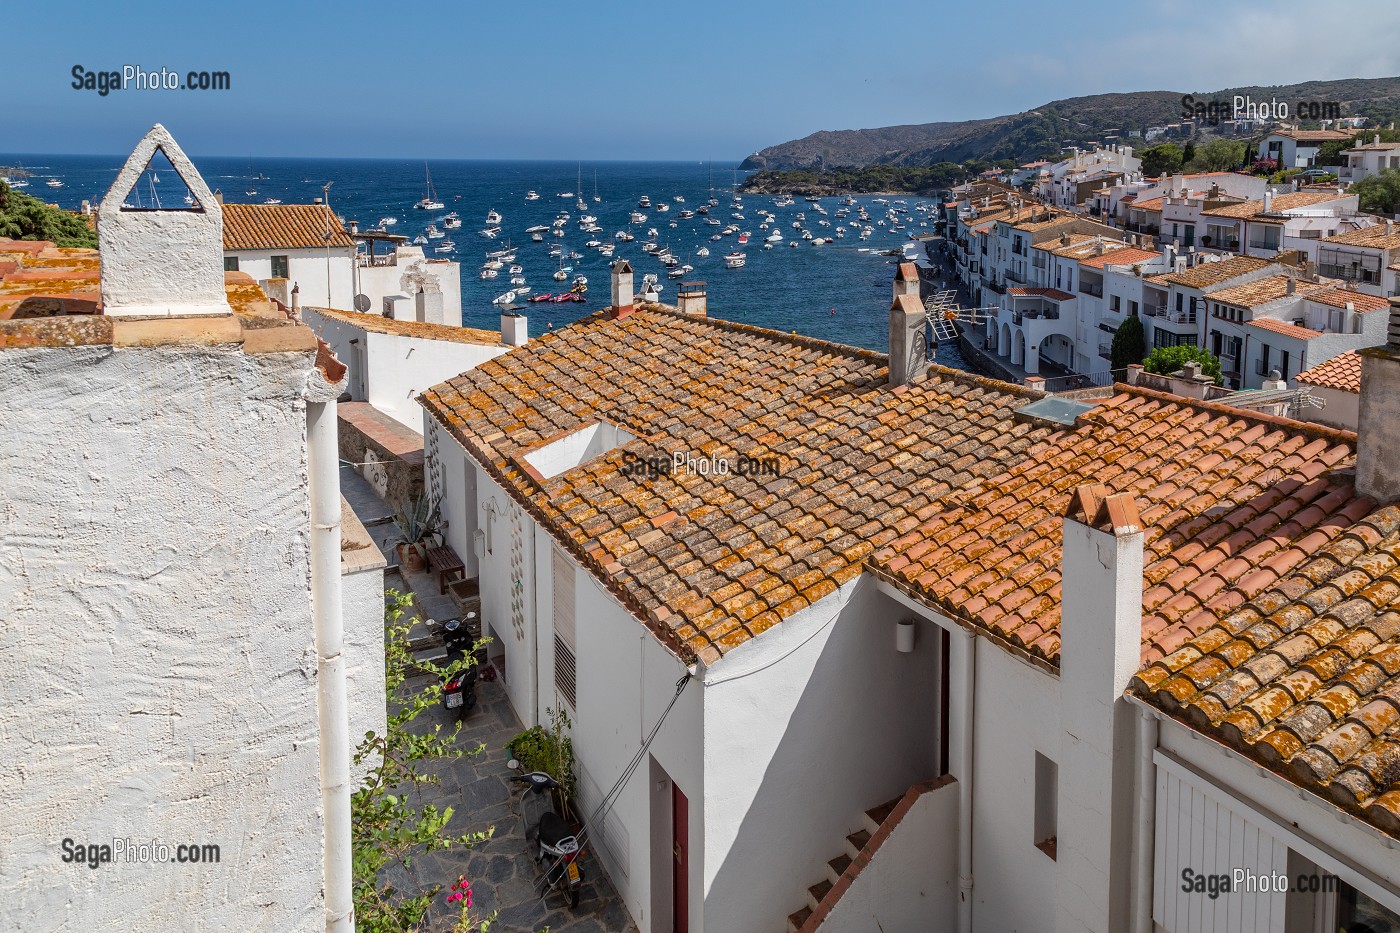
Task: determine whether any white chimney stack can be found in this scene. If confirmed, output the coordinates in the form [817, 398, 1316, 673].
[1263, 190, 1273, 213]
[1057, 484, 1143, 933]
[888, 293, 928, 386]
[677, 280, 707, 317]
[609, 259, 634, 320]
[894, 262, 921, 302]
[501, 312, 528, 347]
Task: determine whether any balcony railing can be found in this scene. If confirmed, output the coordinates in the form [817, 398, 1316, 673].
[1099, 340, 1114, 358]
[1247, 238, 1281, 252]
[1147, 306, 1197, 325]
[1006, 268, 1026, 284]
[1079, 282, 1103, 297]
[1124, 221, 1160, 235]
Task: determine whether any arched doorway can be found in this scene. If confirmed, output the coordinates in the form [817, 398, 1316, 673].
[1012, 329, 1026, 367]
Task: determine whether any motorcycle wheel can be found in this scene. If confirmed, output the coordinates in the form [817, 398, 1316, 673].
[568, 885, 580, 909]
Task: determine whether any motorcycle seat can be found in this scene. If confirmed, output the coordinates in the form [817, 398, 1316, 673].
[538, 811, 575, 848]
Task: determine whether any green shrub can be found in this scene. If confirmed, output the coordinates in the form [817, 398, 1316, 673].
[508, 706, 577, 819]
[1110, 316, 1146, 371]
[1143, 345, 1222, 383]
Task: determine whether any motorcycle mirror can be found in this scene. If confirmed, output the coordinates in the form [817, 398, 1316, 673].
[507, 758, 519, 771]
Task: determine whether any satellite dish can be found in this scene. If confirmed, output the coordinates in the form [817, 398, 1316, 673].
[353, 293, 371, 313]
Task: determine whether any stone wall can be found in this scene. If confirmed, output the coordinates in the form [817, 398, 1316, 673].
[339, 400, 425, 510]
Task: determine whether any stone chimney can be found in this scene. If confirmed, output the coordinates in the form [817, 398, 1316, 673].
[1286, 277, 1296, 296]
[677, 280, 707, 317]
[609, 259, 634, 320]
[501, 312, 528, 347]
[888, 293, 928, 386]
[1171, 173, 1184, 197]
[1356, 299, 1400, 501]
[894, 262, 920, 302]
[97, 123, 231, 318]
[1057, 483, 1143, 933]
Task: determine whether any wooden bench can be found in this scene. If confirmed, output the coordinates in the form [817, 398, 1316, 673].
[425, 545, 466, 595]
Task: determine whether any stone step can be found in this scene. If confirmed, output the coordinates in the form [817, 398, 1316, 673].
[806, 878, 832, 912]
[863, 795, 903, 835]
[845, 828, 871, 862]
[826, 853, 852, 885]
[786, 906, 812, 933]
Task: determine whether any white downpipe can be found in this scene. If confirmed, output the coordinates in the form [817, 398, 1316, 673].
[954, 627, 976, 933]
[1132, 704, 1159, 933]
[309, 399, 354, 933]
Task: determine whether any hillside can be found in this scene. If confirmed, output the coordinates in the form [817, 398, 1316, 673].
[740, 77, 1400, 170]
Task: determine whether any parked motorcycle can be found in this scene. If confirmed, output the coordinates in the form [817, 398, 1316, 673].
[507, 767, 584, 908]
[440, 618, 478, 717]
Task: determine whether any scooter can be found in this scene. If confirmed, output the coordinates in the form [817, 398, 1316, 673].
[507, 768, 584, 908]
[440, 618, 478, 717]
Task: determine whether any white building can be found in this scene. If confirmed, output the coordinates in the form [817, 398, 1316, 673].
[1339, 135, 1400, 183]
[0, 125, 381, 931]
[222, 201, 357, 310]
[1317, 223, 1400, 298]
[352, 231, 464, 328]
[1256, 128, 1354, 169]
[1035, 145, 1141, 208]
[1296, 349, 1362, 429]
[1199, 189, 1364, 259]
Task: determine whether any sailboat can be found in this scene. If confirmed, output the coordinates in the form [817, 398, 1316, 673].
[414, 163, 445, 210]
[593, 169, 601, 203]
[575, 164, 586, 212]
[245, 156, 257, 196]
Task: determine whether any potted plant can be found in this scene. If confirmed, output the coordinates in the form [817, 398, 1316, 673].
[392, 493, 441, 573]
[507, 707, 578, 822]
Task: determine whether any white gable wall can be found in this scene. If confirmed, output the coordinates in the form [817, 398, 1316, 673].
[227, 248, 354, 311]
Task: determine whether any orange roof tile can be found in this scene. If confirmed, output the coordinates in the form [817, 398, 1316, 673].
[1296, 350, 1363, 392]
[222, 203, 356, 251]
[1306, 288, 1391, 313]
[1081, 247, 1161, 269]
[308, 305, 501, 346]
[1269, 129, 1354, 142]
[1247, 317, 1322, 339]
[419, 309, 1052, 664]
[1152, 255, 1276, 289]
[1321, 225, 1400, 250]
[867, 385, 1400, 837]
[1202, 191, 1351, 219]
[1209, 275, 1313, 309]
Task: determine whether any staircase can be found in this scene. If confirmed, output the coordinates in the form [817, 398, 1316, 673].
[784, 795, 904, 933]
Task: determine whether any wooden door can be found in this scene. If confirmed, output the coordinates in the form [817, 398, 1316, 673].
[672, 783, 689, 933]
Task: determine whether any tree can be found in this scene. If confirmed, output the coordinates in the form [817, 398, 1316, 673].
[1181, 141, 1196, 166]
[0, 181, 98, 248]
[1353, 167, 1400, 215]
[1143, 345, 1223, 383]
[353, 591, 497, 933]
[1139, 143, 1183, 179]
[1186, 139, 1245, 173]
[1110, 315, 1146, 371]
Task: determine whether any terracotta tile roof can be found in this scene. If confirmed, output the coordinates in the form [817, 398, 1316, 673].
[1202, 191, 1351, 219]
[308, 304, 502, 346]
[1247, 317, 1322, 339]
[868, 384, 1400, 837]
[1010, 211, 1075, 231]
[1209, 275, 1313, 309]
[1033, 233, 1098, 254]
[1307, 288, 1391, 313]
[1296, 351, 1363, 392]
[1321, 226, 1400, 250]
[1269, 129, 1355, 142]
[1008, 287, 1076, 301]
[1129, 197, 1166, 213]
[222, 203, 356, 251]
[418, 308, 1052, 664]
[1345, 141, 1400, 152]
[1081, 247, 1161, 269]
[1152, 255, 1276, 289]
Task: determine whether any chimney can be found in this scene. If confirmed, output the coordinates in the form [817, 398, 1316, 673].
[894, 262, 921, 302]
[1355, 299, 1400, 501]
[1171, 173, 1184, 197]
[414, 279, 444, 324]
[888, 293, 928, 386]
[677, 280, 707, 317]
[1260, 368, 1287, 391]
[609, 259, 635, 319]
[1376, 133, 1383, 146]
[1263, 190, 1273, 213]
[1387, 219, 1395, 236]
[1286, 277, 1296, 296]
[1056, 484, 1143, 933]
[500, 311, 528, 346]
[291, 283, 300, 313]
[347, 219, 359, 235]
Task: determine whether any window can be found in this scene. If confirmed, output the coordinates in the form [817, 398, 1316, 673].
[223, 256, 239, 272]
[1033, 752, 1057, 860]
[1279, 349, 1290, 379]
[1110, 295, 1121, 312]
[1128, 300, 1139, 317]
[270, 254, 289, 279]
[552, 547, 577, 709]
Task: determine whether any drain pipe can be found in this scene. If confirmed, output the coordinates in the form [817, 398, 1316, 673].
[953, 626, 976, 933]
[1131, 703, 1159, 933]
[309, 398, 354, 933]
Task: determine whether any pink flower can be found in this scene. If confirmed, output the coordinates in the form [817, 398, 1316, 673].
[447, 892, 463, 903]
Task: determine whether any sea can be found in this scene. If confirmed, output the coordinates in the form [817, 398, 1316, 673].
[2, 153, 970, 365]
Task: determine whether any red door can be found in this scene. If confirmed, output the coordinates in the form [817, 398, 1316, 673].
[672, 783, 689, 933]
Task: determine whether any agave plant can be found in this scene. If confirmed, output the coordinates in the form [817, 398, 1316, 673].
[392, 493, 441, 549]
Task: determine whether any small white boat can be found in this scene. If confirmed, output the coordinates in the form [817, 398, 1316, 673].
[638, 195, 652, 208]
[443, 213, 462, 229]
[434, 240, 456, 253]
[46, 178, 63, 188]
[525, 190, 540, 201]
[725, 252, 746, 269]
[630, 211, 647, 224]
[647, 228, 659, 237]
[412, 235, 428, 245]
[426, 224, 444, 239]
[656, 203, 670, 213]
[696, 247, 710, 257]
[485, 209, 502, 225]
[615, 231, 635, 242]
[264, 198, 282, 205]
[379, 216, 398, 227]
[480, 268, 499, 279]
[509, 264, 523, 274]
[493, 290, 517, 305]
[510, 275, 527, 286]
[599, 244, 614, 256]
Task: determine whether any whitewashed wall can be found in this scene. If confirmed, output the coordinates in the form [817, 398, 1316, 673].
[228, 248, 354, 310]
[701, 578, 940, 933]
[341, 525, 387, 786]
[0, 344, 325, 931]
[364, 332, 505, 431]
[357, 255, 463, 327]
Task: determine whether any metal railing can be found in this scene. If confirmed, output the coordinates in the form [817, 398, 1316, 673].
[1147, 306, 1197, 325]
[1038, 369, 1126, 392]
[1079, 283, 1103, 297]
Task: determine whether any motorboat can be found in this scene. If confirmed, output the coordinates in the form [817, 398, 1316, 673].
[510, 275, 527, 286]
[46, 178, 63, 188]
[412, 234, 428, 245]
[696, 247, 710, 257]
[480, 268, 498, 279]
[737, 233, 749, 245]
[638, 195, 652, 208]
[655, 203, 670, 213]
[525, 191, 540, 201]
[480, 227, 500, 239]
[678, 209, 695, 220]
[509, 264, 523, 274]
[379, 216, 398, 227]
[766, 231, 784, 243]
[484, 209, 502, 225]
[263, 198, 282, 205]
[493, 290, 517, 305]
[434, 240, 456, 253]
[443, 213, 462, 229]
[674, 195, 685, 202]
[630, 211, 647, 224]
[724, 252, 746, 268]
[426, 224, 444, 239]
[615, 231, 635, 242]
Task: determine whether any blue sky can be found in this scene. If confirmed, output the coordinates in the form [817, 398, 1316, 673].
[9, 0, 1400, 160]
